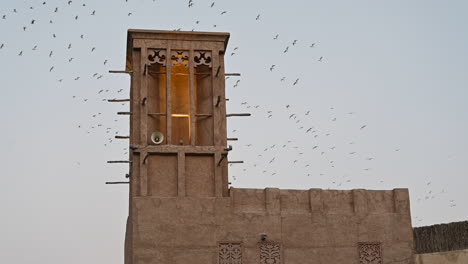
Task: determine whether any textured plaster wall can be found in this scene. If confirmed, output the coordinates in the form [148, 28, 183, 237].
[415, 249, 468, 264]
[125, 188, 414, 264]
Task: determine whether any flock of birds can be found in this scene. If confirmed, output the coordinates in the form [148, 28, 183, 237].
[0, 0, 458, 225]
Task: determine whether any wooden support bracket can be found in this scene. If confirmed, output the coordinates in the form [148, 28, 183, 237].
[107, 160, 133, 164]
[115, 136, 130, 139]
[228, 161, 244, 164]
[105, 181, 130, 184]
[227, 138, 238, 141]
[215, 65, 221, 77]
[217, 155, 226, 166]
[117, 112, 132, 115]
[225, 73, 241, 76]
[143, 153, 150, 164]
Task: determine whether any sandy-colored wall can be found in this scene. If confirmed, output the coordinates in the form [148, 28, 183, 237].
[415, 250, 468, 264]
[126, 188, 414, 264]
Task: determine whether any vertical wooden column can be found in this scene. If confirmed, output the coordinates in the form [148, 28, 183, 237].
[177, 152, 186, 197]
[212, 49, 220, 146]
[188, 47, 196, 145]
[166, 44, 172, 144]
[140, 48, 148, 146]
[139, 48, 149, 197]
[212, 48, 227, 147]
[130, 47, 141, 197]
[217, 49, 227, 147]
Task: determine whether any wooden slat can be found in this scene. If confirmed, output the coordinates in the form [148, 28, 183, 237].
[189, 48, 196, 145]
[166, 44, 172, 144]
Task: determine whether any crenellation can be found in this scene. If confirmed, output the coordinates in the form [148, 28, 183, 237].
[227, 188, 411, 217]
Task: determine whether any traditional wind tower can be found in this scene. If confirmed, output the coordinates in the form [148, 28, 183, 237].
[116, 29, 414, 264]
[123, 29, 234, 200]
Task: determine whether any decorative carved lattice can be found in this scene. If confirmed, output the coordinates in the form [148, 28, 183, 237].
[194, 51, 212, 67]
[147, 49, 166, 65]
[259, 242, 281, 264]
[219, 243, 242, 264]
[171, 50, 189, 66]
[358, 242, 382, 264]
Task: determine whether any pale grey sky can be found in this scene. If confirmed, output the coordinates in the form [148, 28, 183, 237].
[1, 0, 468, 263]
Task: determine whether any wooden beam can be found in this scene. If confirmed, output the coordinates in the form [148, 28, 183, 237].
[226, 113, 251, 117]
[106, 181, 130, 184]
[107, 160, 133, 164]
[109, 70, 133, 74]
[108, 99, 131, 102]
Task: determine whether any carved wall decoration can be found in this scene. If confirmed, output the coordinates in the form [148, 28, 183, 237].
[259, 241, 281, 264]
[219, 243, 242, 264]
[147, 49, 167, 65]
[171, 50, 189, 66]
[358, 242, 383, 264]
[194, 51, 212, 68]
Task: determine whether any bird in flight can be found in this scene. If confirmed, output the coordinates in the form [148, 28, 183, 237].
[360, 125, 367, 130]
[18, 50, 23, 56]
[273, 34, 279, 40]
[284, 46, 289, 53]
[128, 13, 132, 16]
[256, 14, 260, 20]
[49, 66, 54, 72]
[91, 10, 96, 15]
[211, 2, 215, 7]
[293, 78, 299, 86]
[318, 56, 323, 62]
[292, 40, 298, 46]
[270, 65, 275, 71]
[310, 43, 315, 48]
[221, 11, 227, 15]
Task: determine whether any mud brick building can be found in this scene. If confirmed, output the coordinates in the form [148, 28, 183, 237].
[120, 29, 414, 264]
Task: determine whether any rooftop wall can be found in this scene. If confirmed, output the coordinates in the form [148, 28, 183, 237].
[126, 187, 414, 264]
[231, 188, 411, 216]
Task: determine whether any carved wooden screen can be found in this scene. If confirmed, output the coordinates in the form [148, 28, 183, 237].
[259, 241, 281, 264]
[219, 242, 242, 264]
[358, 242, 382, 264]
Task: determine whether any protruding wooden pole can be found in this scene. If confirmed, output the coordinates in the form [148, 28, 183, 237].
[226, 113, 251, 117]
[108, 99, 131, 102]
